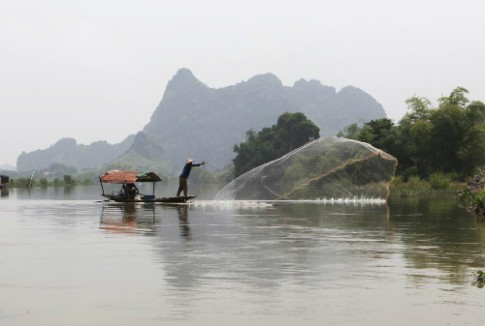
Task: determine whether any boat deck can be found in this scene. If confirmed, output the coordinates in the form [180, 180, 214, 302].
[102, 194, 196, 204]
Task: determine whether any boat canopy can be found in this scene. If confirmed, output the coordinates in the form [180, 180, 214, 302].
[99, 170, 162, 184]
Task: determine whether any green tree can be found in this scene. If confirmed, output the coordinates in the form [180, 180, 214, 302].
[427, 88, 485, 176]
[337, 123, 361, 139]
[275, 112, 320, 153]
[439, 86, 469, 107]
[339, 87, 485, 179]
[233, 112, 319, 178]
[39, 178, 48, 187]
[338, 118, 412, 176]
[401, 96, 432, 125]
[63, 175, 75, 186]
[398, 96, 434, 176]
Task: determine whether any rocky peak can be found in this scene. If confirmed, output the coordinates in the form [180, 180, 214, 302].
[245, 73, 282, 87]
[166, 68, 207, 92]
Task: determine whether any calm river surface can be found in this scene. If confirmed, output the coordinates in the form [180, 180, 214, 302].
[1, 185, 485, 325]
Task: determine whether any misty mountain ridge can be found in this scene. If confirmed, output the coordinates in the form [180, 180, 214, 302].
[143, 68, 386, 170]
[107, 132, 175, 175]
[17, 136, 134, 172]
[17, 68, 386, 174]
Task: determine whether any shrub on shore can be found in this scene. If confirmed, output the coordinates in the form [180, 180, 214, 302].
[391, 173, 461, 197]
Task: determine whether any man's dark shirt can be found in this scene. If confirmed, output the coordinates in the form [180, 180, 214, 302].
[180, 162, 202, 178]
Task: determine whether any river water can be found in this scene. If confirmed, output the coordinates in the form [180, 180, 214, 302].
[1, 185, 485, 325]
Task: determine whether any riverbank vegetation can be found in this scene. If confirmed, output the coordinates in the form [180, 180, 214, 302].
[8, 174, 93, 188]
[342, 87, 485, 201]
[339, 87, 485, 181]
[390, 174, 464, 198]
[455, 170, 485, 220]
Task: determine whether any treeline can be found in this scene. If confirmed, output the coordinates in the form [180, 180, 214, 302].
[338, 87, 485, 180]
[9, 174, 92, 188]
[5, 162, 99, 188]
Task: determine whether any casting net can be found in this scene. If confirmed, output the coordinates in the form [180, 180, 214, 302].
[215, 137, 397, 201]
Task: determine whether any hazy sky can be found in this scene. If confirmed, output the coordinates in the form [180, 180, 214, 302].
[1, 0, 484, 167]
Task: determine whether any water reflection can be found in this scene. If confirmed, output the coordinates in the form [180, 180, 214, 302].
[1, 187, 8, 197]
[387, 197, 485, 286]
[151, 203, 395, 299]
[99, 203, 156, 235]
[148, 200, 485, 295]
[177, 205, 192, 240]
[3, 192, 485, 324]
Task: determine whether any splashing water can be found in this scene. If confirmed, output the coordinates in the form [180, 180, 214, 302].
[191, 197, 387, 209]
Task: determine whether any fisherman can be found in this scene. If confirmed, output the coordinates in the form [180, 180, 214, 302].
[121, 183, 139, 198]
[126, 183, 139, 197]
[176, 158, 206, 197]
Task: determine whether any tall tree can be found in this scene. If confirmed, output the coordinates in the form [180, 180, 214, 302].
[427, 87, 485, 176]
[233, 112, 319, 178]
[340, 87, 485, 179]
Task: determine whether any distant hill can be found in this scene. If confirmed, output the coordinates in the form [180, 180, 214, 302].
[17, 136, 134, 172]
[105, 132, 175, 176]
[16, 68, 386, 174]
[0, 164, 16, 171]
[143, 68, 386, 170]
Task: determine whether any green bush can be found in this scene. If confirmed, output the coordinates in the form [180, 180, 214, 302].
[429, 173, 451, 190]
[406, 175, 429, 190]
[10, 177, 31, 188]
[473, 191, 485, 208]
[63, 175, 75, 186]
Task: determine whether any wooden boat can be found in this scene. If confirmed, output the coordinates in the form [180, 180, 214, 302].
[99, 170, 196, 204]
